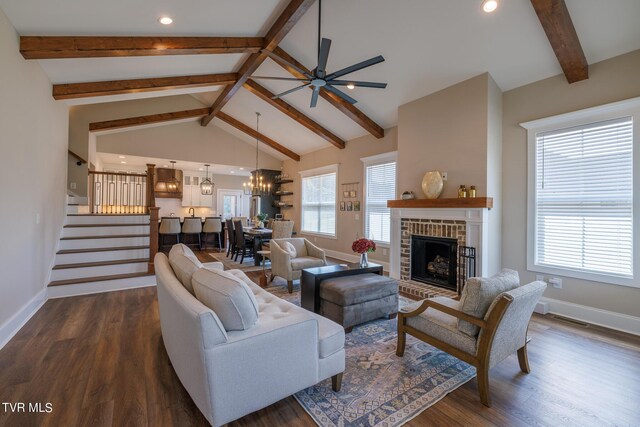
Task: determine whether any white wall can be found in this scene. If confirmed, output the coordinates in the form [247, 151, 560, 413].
[0, 8, 68, 341]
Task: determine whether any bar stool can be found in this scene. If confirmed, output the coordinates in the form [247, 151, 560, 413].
[202, 217, 223, 251]
[159, 217, 181, 250]
[182, 217, 203, 250]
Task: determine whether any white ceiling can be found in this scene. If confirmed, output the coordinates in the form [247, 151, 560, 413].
[97, 152, 251, 176]
[2, 0, 640, 155]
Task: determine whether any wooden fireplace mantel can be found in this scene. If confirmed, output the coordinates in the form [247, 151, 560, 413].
[387, 197, 493, 209]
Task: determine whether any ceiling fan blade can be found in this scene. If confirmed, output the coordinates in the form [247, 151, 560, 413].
[329, 80, 387, 89]
[252, 76, 310, 82]
[272, 83, 311, 100]
[324, 84, 357, 104]
[325, 55, 385, 81]
[261, 49, 313, 79]
[316, 38, 332, 78]
[310, 86, 320, 108]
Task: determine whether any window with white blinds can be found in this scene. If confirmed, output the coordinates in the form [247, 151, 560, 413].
[365, 161, 396, 244]
[301, 171, 337, 236]
[533, 116, 633, 279]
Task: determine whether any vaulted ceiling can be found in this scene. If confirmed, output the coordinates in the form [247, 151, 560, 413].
[2, 0, 640, 160]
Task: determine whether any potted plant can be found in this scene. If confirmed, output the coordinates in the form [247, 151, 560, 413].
[255, 212, 268, 228]
[352, 238, 376, 267]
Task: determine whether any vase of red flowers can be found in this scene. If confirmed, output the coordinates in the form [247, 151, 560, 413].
[352, 238, 376, 267]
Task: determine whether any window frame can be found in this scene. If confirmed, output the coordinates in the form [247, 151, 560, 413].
[298, 164, 339, 239]
[522, 97, 640, 288]
[361, 151, 397, 248]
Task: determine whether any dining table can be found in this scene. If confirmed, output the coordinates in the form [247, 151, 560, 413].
[243, 228, 272, 266]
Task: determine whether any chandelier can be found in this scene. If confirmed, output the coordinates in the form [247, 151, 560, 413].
[243, 112, 272, 196]
[200, 164, 214, 195]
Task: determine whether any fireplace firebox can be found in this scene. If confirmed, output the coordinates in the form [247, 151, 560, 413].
[410, 235, 457, 290]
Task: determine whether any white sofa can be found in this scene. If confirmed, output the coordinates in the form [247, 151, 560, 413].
[154, 245, 345, 427]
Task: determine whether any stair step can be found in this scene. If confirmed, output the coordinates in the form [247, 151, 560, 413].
[48, 272, 152, 287]
[60, 234, 149, 241]
[67, 214, 148, 216]
[57, 245, 149, 255]
[64, 223, 149, 228]
[53, 258, 148, 270]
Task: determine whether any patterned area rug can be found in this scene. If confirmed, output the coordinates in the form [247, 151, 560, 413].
[264, 285, 476, 427]
[207, 252, 265, 273]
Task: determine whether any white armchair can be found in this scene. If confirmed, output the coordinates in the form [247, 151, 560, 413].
[396, 269, 546, 407]
[269, 238, 327, 293]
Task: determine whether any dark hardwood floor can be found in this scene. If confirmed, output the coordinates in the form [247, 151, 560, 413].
[1, 250, 639, 426]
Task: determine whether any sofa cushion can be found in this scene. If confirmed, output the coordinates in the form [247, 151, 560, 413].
[320, 274, 398, 306]
[168, 244, 203, 294]
[291, 256, 325, 271]
[458, 269, 520, 336]
[283, 241, 297, 258]
[404, 297, 477, 354]
[191, 268, 259, 331]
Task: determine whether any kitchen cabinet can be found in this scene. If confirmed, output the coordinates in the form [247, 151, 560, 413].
[182, 173, 213, 207]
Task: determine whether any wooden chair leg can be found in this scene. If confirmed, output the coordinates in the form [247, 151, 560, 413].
[517, 345, 530, 374]
[344, 326, 353, 333]
[396, 316, 406, 357]
[477, 363, 491, 407]
[287, 280, 293, 293]
[331, 373, 343, 392]
[270, 274, 275, 283]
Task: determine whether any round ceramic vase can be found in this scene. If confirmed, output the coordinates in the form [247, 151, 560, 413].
[421, 171, 444, 199]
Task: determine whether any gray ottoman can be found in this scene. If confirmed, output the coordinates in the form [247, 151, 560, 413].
[319, 273, 399, 332]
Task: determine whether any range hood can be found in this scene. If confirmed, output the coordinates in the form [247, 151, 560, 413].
[154, 167, 183, 199]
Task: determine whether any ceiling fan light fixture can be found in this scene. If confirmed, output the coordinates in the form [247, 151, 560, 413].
[482, 0, 498, 13]
[158, 16, 173, 25]
[346, 83, 355, 90]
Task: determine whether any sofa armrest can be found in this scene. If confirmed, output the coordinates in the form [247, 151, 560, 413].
[202, 261, 224, 271]
[305, 240, 327, 264]
[400, 299, 487, 329]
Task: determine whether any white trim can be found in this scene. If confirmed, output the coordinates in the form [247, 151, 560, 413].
[298, 163, 339, 178]
[47, 276, 156, 299]
[524, 102, 640, 288]
[520, 96, 640, 130]
[537, 297, 640, 336]
[0, 288, 47, 350]
[324, 249, 390, 272]
[360, 151, 397, 165]
[300, 231, 338, 241]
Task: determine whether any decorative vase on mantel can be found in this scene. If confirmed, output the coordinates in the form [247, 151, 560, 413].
[359, 252, 369, 268]
[421, 171, 444, 199]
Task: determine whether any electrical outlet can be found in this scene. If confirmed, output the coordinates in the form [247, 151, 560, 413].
[441, 172, 448, 182]
[70, 182, 77, 190]
[35, 213, 40, 225]
[549, 277, 563, 289]
[382, 248, 388, 256]
[355, 214, 359, 220]
[536, 274, 544, 281]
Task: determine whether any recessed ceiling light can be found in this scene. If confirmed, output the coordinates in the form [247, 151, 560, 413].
[239, 167, 244, 170]
[230, 171, 235, 174]
[158, 16, 173, 25]
[346, 83, 355, 90]
[118, 155, 126, 159]
[120, 161, 127, 164]
[199, 168, 204, 171]
[163, 164, 168, 167]
[482, 0, 498, 13]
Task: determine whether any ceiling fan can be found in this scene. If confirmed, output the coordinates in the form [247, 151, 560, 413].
[253, 0, 387, 108]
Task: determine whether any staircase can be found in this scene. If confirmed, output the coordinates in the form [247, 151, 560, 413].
[48, 212, 156, 298]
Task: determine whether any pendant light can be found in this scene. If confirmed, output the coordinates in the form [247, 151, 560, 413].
[167, 161, 179, 193]
[200, 164, 214, 195]
[243, 112, 272, 197]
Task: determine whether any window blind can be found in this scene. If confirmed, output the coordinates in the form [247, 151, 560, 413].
[365, 161, 396, 243]
[534, 116, 633, 277]
[301, 172, 336, 236]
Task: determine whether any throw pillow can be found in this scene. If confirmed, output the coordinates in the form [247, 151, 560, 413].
[168, 243, 203, 295]
[283, 241, 297, 258]
[191, 268, 259, 331]
[458, 268, 520, 336]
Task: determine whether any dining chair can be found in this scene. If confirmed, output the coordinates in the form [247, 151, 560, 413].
[202, 217, 223, 251]
[159, 217, 181, 250]
[233, 220, 254, 264]
[262, 220, 294, 252]
[232, 216, 248, 227]
[182, 217, 203, 250]
[225, 219, 236, 258]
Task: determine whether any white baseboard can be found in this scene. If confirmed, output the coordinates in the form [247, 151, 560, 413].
[0, 288, 48, 350]
[539, 297, 640, 336]
[47, 276, 156, 299]
[324, 249, 390, 272]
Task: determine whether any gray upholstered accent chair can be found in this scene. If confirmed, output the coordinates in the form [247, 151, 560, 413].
[396, 269, 546, 407]
[269, 238, 327, 293]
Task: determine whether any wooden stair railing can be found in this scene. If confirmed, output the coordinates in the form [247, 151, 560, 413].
[146, 164, 158, 274]
[88, 170, 148, 214]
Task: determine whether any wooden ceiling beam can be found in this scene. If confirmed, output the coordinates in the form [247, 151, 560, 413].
[20, 36, 264, 59]
[270, 47, 385, 139]
[216, 112, 300, 161]
[89, 108, 210, 132]
[243, 79, 345, 149]
[200, 0, 316, 126]
[530, 0, 588, 83]
[53, 73, 238, 100]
